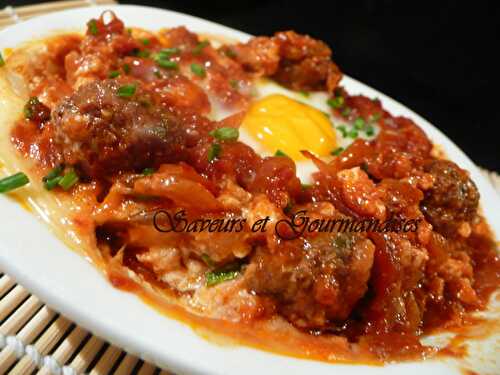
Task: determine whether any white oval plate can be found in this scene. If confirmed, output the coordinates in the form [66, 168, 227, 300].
[0, 5, 498, 375]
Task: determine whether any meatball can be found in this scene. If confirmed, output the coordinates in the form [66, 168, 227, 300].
[245, 231, 375, 329]
[52, 79, 196, 179]
[230, 31, 342, 93]
[420, 160, 479, 236]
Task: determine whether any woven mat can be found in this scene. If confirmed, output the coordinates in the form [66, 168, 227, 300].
[1, 2, 499, 374]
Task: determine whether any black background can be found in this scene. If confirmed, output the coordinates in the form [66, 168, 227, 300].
[2, 0, 499, 171]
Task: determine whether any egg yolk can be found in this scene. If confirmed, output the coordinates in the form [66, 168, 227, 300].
[241, 94, 336, 160]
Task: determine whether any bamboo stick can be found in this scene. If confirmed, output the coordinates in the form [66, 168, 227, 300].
[114, 353, 140, 375]
[0, 295, 42, 336]
[10, 315, 72, 373]
[0, 275, 15, 297]
[36, 325, 88, 375]
[68, 334, 104, 373]
[138, 361, 157, 375]
[0, 285, 30, 321]
[89, 344, 122, 374]
[0, 306, 56, 373]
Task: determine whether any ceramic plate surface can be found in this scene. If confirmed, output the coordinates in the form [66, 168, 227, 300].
[0, 5, 498, 375]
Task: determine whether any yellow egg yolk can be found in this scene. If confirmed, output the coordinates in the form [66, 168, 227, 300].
[241, 94, 336, 160]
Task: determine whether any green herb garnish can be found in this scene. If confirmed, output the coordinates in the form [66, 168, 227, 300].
[353, 117, 365, 130]
[370, 112, 382, 122]
[123, 64, 131, 74]
[0, 172, 29, 193]
[157, 48, 180, 59]
[23, 97, 40, 120]
[140, 38, 150, 46]
[0, 52, 5, 67]
[156, 59, 178, 70]
[229, 79, 239, 89]
[347, 129, 359, 138]
[331, 147, 344, 156]
[206, 262, 241, 287]
[142, 167, 155, 176]
[136, 49, 151, 58]
[117, 84, 136, 98]
[58, 169, 79, 191]
[365, 125, 375, 136]
[190, 63, 206, 78]
[299, 91, 310, 98]
[327, 96, 344, 109]
[42, 165, 64, 190]
[209, 127, 239, 142]
[223, 48, 236, 58]
[208, 143, 221, 162]
[201, 254, 215, 268]
[192, 40, 209, 55]
[87, 19, 98, 35]
[336, 125, 348, 137]
[108, 70, 120, 78]
[274, 149, 288, 157]
[341, 107, 351, 117]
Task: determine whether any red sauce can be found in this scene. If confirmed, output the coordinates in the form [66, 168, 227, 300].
[5, 11, 499, 366]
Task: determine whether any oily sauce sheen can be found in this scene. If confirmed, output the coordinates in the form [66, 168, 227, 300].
[5, 11, 499, 364]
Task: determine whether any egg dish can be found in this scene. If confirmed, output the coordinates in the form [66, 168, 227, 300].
[0, 11, 498, 365]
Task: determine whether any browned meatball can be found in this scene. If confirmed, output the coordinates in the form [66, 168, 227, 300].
[420, 159, 479, 236]
[52, 79, 198, 179]
[245, 231, 374, 329]
[230, 31, 342, 93]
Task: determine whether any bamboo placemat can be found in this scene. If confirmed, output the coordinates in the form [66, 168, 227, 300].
[1, 2, 499, 374]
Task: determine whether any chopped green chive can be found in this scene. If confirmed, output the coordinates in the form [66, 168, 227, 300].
[142, 167, 155, 176]
[299, 91, 310, 98]
[229, 79, 239, 89]
[206, 262, 241, 287]
[190, 63, 206, 78]
[336, 125, 348, 137]
[87, 19, 98, 35]
[136, 49, 151, 58]
[275, 149, 288, 157]
[156, 59, 178, 70]
[108, 70, 120, 78]
[192, 40, 209, 55]
[42, 165, 64, 183]
[331, 147, 344, 156]
[347, 129, 359, 138]
[0, 172, 29, 193]
[123, 64, 131, 74]
[44, 176, 63, 190]
[201, 254, 215, 268]
[117, 84, 136, 98]
[223, 48, 236, 58]
[140, 38, 150, 46]
[327, 96, 344, 109]
[370, 112, 382, 122]
[0, 52, 5, 67]
[157, 48, 180, 59]
[354, 117, 365, 130]
[23, 97, 40, 119]
[58, 169, 79, 191]
[208, 143, 221, 162]
[301, 183, 312, 190]
[365, 125, 375, 136]
[341, 107, 351, 117]
[209, 127, 239, 142]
